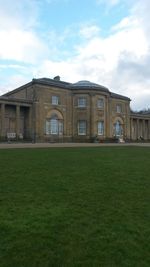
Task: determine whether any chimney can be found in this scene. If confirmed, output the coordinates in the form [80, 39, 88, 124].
[53, 76, 60, 81]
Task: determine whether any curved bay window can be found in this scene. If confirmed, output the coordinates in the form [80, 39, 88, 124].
[114, 120, 123, 137]
[45, 114, 63, 135]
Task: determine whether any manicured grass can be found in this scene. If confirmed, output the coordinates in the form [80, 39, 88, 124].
[0, 147, 150, 267]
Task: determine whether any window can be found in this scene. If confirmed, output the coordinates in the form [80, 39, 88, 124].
[78, 97, 86, 108]
[97, 98, 104, 109]
[45, 115, 63, 135]
[52, 96, 59, 105]
[114, 120, 122, 136]
[50, 118, 58, 134]
[98, 121, 104, 135]
[78, 120, 86, 135]
[116, 104, 122, 113]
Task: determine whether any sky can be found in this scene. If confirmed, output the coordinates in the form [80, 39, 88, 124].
[0, 0, 150, 111]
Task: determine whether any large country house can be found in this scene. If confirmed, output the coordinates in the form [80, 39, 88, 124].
[0, 76, 150, 142]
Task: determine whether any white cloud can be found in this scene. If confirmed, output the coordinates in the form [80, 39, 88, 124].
[0, 29, 49, 63]
[0, 74, 30, 95]
[0, 0, 39, 30]
[79, 24, 101, 39]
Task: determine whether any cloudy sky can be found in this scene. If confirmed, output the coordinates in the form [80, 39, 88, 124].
[0, 0, 150, 110]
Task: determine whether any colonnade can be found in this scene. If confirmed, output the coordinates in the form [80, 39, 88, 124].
[0, 101, 32, 140]
[130, 117, 150, 140]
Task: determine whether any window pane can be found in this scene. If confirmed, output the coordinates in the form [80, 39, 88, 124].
[78, 121, 86, 135]
[114, 121, 122, 136]
[98, 121, 104, 135]
[52, 96, 59, 105]
[59, 121, 63, 135]
[78, 98, 86, 107]
[116, 104, 122, 113]
[45, 120, 50, 134]
[97, 99, 104, 108]
[50, 119, 58, 134]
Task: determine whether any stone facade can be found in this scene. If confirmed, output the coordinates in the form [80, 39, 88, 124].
[0, 77, 150, 142]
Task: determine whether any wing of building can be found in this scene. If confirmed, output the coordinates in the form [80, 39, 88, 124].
[0, 76, 150, 142]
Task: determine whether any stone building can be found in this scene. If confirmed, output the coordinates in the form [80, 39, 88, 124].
[0, 76, 150, 142]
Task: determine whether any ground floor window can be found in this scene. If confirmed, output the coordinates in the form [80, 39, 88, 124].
[114, 120, 123, 136]
[45, 118, 63, 135]
[78, 120, 86, 135]
[98, 121, 104, 135]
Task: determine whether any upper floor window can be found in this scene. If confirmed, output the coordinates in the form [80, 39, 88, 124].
[97, 98, 104, 109]
[116, 104, 122, 113]
[78, 97, 86, 108]
[78, 120, 86, 135]
[98, 121, 104, 135]
[52, 96, 59, 105]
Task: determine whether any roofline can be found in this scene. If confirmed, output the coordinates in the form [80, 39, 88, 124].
[2, 81, 33, 97]
[130, 112, 150, 118]
[110, 92, 131, 101]
[2, 77, 130, 101]
[0, 96, 33, 106]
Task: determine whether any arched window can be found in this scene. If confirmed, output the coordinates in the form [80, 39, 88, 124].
[114, 120, 123, 136]
[45, 114, 63, 135]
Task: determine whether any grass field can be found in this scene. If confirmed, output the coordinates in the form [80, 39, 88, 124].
[0, 147, 150, 267]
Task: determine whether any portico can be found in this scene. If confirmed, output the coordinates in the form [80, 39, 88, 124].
[0, 98, 33, 141]
[130, 114, 150, 141]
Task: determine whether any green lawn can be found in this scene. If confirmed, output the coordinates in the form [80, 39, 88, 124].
[0, 147, 150, 267]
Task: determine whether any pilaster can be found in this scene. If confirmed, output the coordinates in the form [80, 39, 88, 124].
[1, 103, 5, 137]
[16, 105, 20, 138]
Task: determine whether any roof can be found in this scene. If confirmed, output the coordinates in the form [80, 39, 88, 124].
[33, 78, 71, 88]
[2, 76, 130, 101]
[110, 92, 131, 101]
[71, 80, 109, 92]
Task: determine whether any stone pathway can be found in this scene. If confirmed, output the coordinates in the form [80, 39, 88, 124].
[0, 142, 150, 149]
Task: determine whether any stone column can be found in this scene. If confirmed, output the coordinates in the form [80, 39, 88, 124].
[148, 119, 150, 140]
[90, 93, 94, 139]
[1, 103, 5, 138]
[130, 118, 132, 139]
[136, 119, 139, 140]
[142, 120, 145, 139]
[16, 105, 20, 138]
[105, 96, 110, 138]
[28, 107, 33, 139]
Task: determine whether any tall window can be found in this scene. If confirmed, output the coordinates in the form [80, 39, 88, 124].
[78, 120, 86, 135]
[98, 121, 104, 135]
[97, 98, 104, 109]
[52, 96, 59, 105]
[114, 120, 122, 136]
[78, 97, 86, 108]
[116, 104, 122, 113]
[45, 115, 63, 135]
